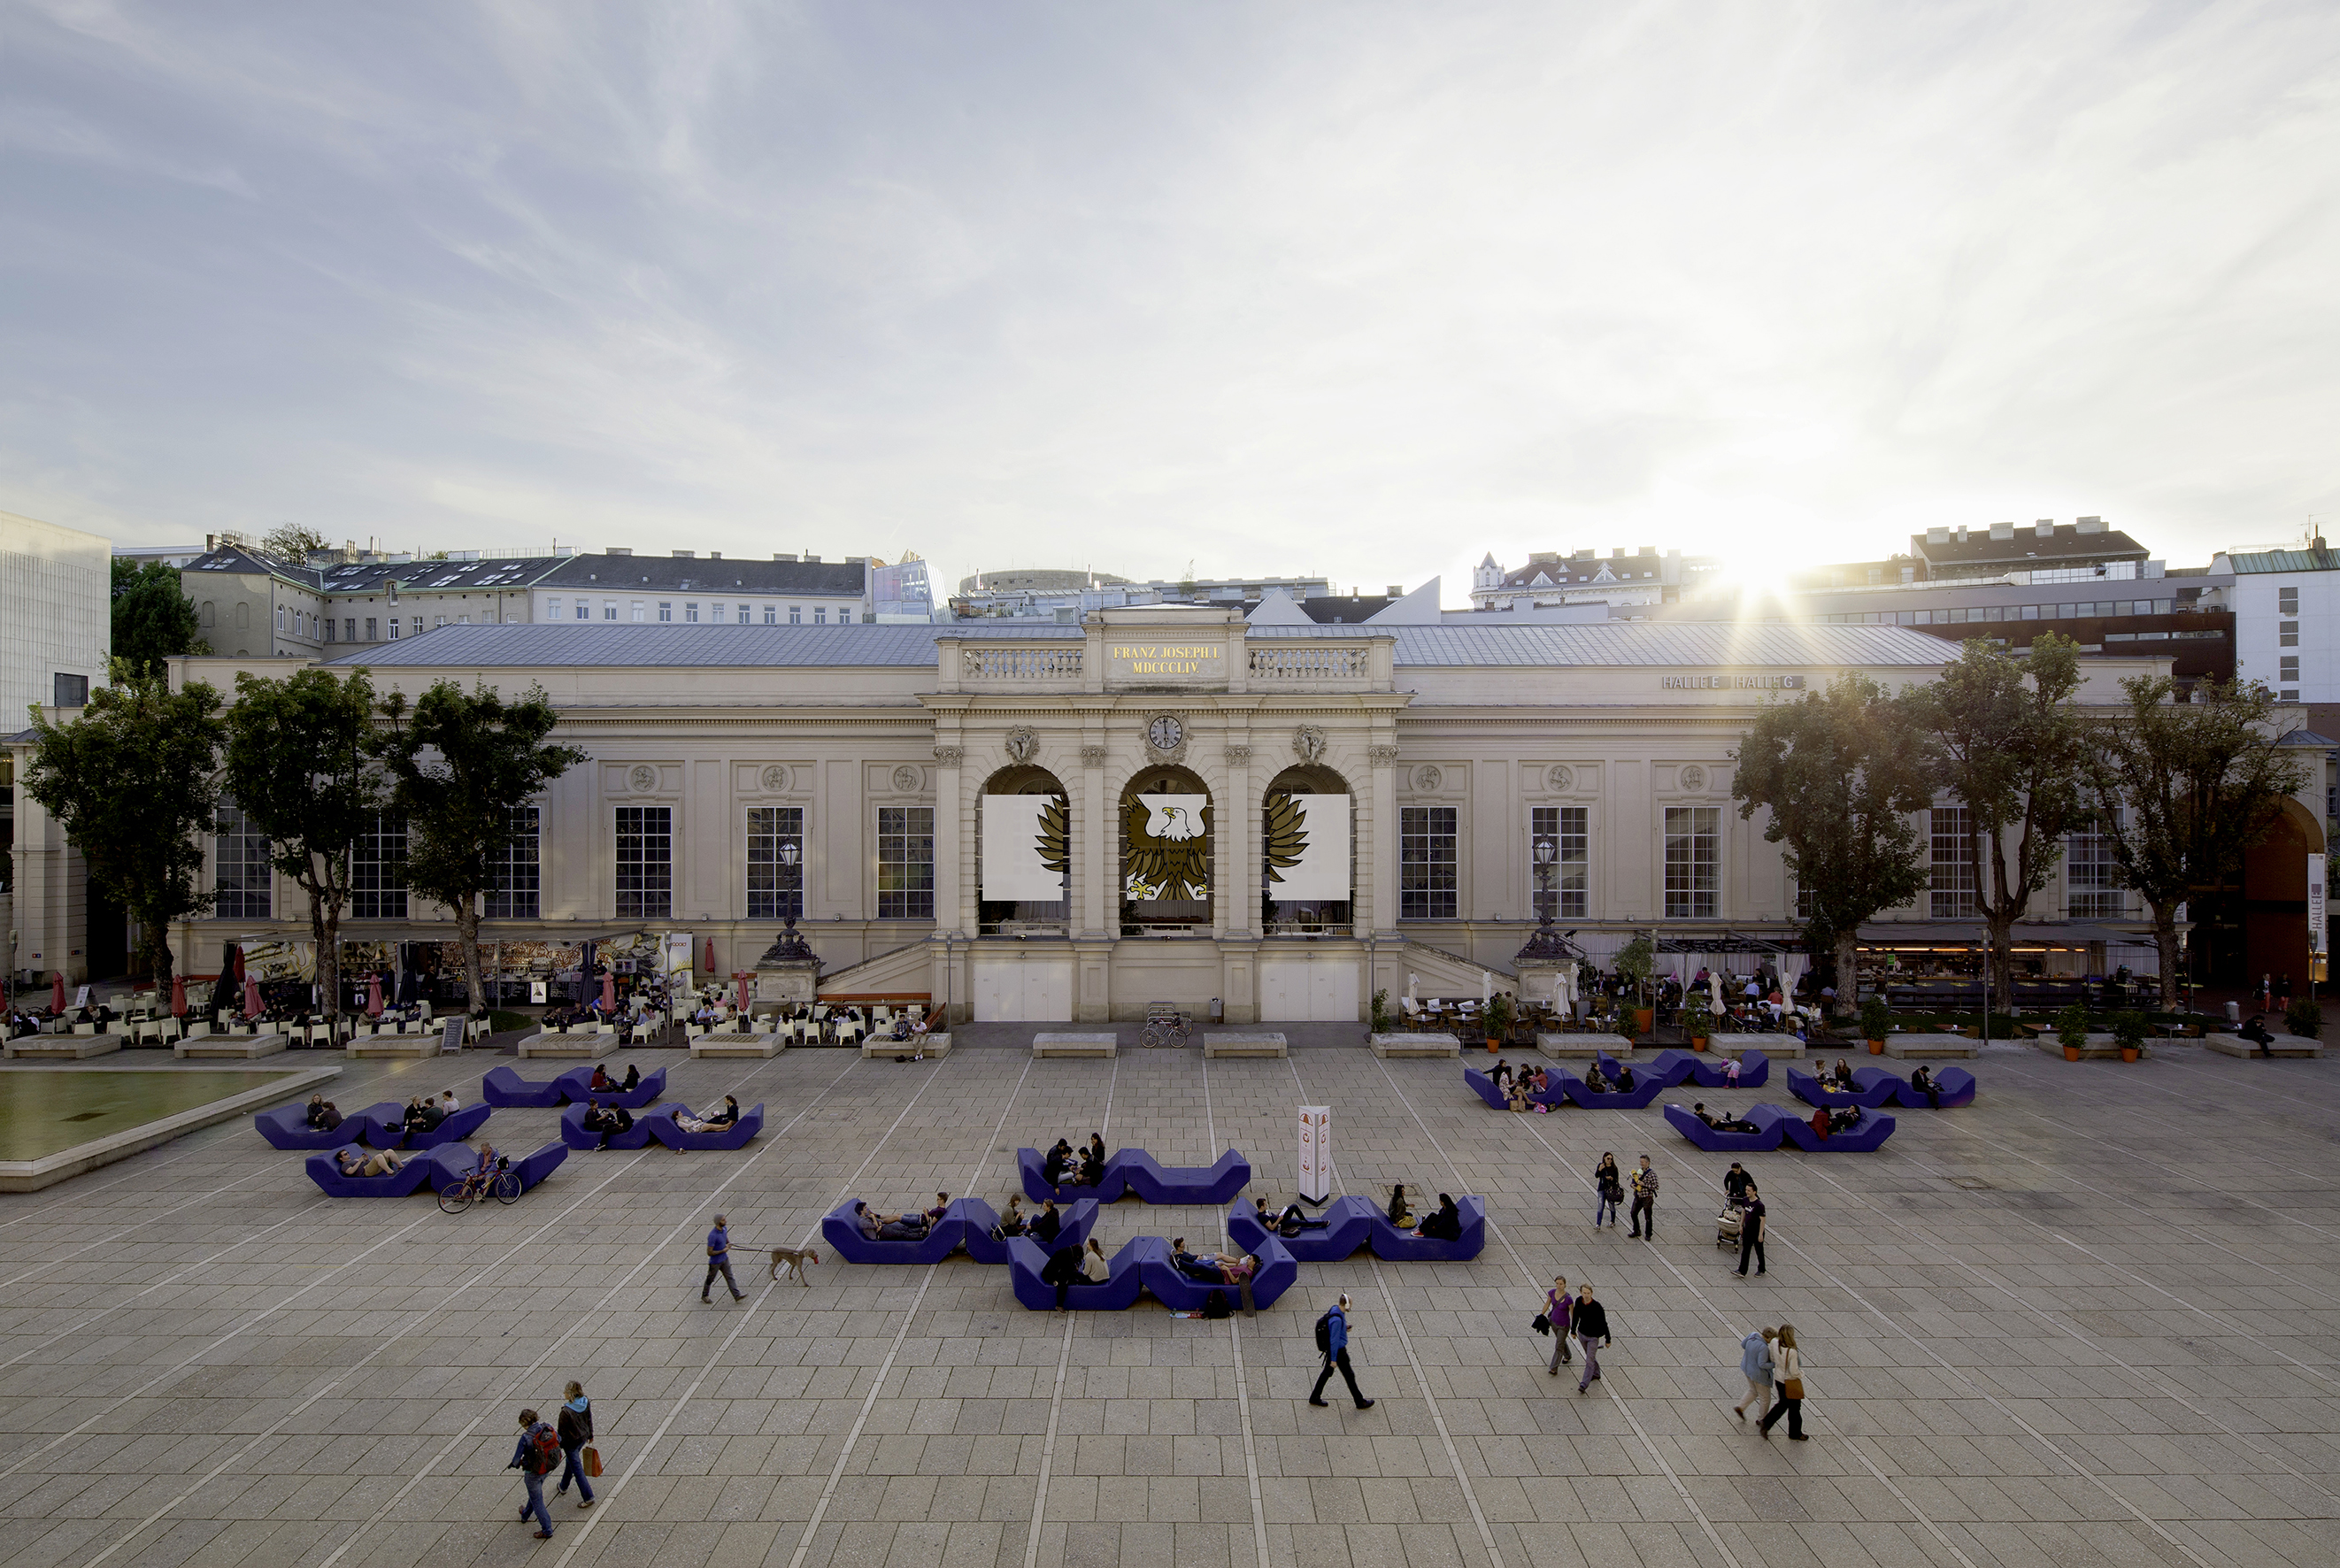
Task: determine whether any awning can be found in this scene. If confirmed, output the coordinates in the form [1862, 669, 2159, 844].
[1856, 922, 2147, 948]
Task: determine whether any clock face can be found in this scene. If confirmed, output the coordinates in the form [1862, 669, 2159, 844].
[1149, 715, 1183, 751]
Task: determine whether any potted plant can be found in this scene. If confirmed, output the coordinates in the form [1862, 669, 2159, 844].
[1370, 988, 1390, 1034]
[1615, 936, 1657, 1037]
[2111, 1008, 2147, 1063]
[2285, 997, 2322, 1041]
[2055, 1002, 2090, 1062]
[1485, 992, 1513, 1051]
[1858, 995, 1894, 1054]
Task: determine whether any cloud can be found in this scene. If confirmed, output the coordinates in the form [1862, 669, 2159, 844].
[2, 0, 2336, 596]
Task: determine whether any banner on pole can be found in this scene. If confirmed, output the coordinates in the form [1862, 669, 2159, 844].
[1297, 1104, 1330, 1203]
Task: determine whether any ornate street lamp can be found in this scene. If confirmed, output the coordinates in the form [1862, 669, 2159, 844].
[759, 838, 815, 962]
[1516, 835, 1581, 962]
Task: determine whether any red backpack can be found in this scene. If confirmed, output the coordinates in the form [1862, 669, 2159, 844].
[525, 1422, 562, 1475]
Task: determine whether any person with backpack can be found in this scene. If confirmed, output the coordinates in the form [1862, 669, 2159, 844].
[508, 1408, 562, 1538]
[1308, 1293, 1375, 1410]
[554, 1381, 597, 1509]
[1571, 1284, 1612, 1394]
[1542, 1274, 1574, 1375]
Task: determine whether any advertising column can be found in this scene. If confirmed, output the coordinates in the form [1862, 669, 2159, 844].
[1297, 1104, 1330, 1203]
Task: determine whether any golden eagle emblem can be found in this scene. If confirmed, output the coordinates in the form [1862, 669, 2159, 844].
[1263, 793, 1308, 886]
[1123, 793, 1212, 900]
[1036, 795, 1069, 880]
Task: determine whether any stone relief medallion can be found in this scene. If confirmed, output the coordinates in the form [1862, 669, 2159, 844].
[1003, 726, 1041, 765]
[1413, 765, 1443, 792]
[627, 765, 658, 794]
[1680, 765, 1708, 792]
[1547, 765, 1574, 793]
[1292, 725, 1328, 765]
[759, 764, 789, 793]
[892, 765, 923, 793]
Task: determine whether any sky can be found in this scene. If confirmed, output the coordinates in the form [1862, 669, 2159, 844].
[4, 1, 2337, 605]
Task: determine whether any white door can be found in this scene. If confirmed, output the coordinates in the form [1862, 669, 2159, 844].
[1309, 963, 1357, 1022]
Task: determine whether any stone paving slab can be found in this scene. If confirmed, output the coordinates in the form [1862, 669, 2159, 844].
[1, 1041, 2337, 1568]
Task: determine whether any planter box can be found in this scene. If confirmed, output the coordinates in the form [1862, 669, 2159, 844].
[1371, 1033, 1459, 1058]
[6, 1033, 125, 1060]
[514, 1032, 615, 1060]
[2205, 1032, 2322, 1059]
[2035, 1034, 2142, 1062]
[860, 1032, 952, 1058]
[175, 1032, 288, 1060]
[690, 1033, 784, 1058]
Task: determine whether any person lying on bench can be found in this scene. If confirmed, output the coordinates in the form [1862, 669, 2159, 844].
[335, 1144, 404, 1179]
[1693, 1102, 1760, 1134]
[1262, 1200, 1328, 1235]
[1415, 1193, 1464, 1240]
[1827, 1105, 1863, 1134]
[1171, 1237, 1222, 1280]
[852, 1200, 928, 1241]
[672, 1095, 740, 1137]
[1908, 1065, 1941, 1108]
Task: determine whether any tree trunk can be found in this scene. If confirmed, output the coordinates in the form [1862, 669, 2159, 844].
[458, 900, 483, 1021]
[307, 880, 338, 1022]
[141, 913, 175, 993]
[2151, 904, 2182, 1011]
[1833, 929, 1860, 1016]
[1984, 910, 2017, 1005]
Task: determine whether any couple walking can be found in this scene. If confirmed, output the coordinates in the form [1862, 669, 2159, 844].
[1733, 1325, 1808, 1439]
[1539, 1274, 1613, 1393]
[507, 1383, 599, 1537]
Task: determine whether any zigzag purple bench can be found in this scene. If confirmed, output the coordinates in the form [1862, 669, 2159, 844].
[956, 1198, 1100, 1264]
[821, 1199, 966, 1264]
[1646, 1049, 1769, 1088]
[1788, 1067, 1899, 1110]
[481, 1064, 668, 1110]
[255, 1099, 403, 1150]
[559, 1101, 673, 1150]
[1663, 1103, 1782, 1152]
[1463, 1068, 1566, 1110]
[1854, 1065, 1974, 1108]
[1017, 1147, 1252, 1205]
[555, 1065, 668, 1109]
[1551, 1068, 1668, 1111]
[304, 1145, 443, 1198]
[1760, 1102, 1896, 1151]
[1227, 1196, 1382, 1260]
[652, 1103, 764, 1150]
[1003, 1234, 1300, 1311]
[358, 1102, 492, 1150]
[1143, 1236, 1297, 1311]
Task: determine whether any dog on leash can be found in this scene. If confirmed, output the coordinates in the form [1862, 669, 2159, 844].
[768, 1246, 819, 1284]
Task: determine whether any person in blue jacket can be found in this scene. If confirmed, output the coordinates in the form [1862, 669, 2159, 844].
[1308, 1293, 1375, 1410]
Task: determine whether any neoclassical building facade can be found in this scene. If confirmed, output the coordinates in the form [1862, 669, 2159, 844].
[12, 606, 2196, 1016]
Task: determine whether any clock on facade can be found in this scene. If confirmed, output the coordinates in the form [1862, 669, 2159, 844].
[1148, 715, 1184, 752]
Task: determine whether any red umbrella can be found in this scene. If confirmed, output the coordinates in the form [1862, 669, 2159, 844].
[366, 975, 383, 1017]
[602, 972, 617, 1012]
[234, 946, 246, 982]
[734, 972, 750, 1014]
[51, 972, 66, 1013]
[243, 974, 264, 1018]
[704, 935, 716, 973]
[170, 974, 187, 1017]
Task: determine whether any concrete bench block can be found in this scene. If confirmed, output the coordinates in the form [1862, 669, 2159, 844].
[1203, 1033, 1287, 1058]
[8, 1033, 125, 1060]
[346, 1034, 447, 1058]
[174, 1033, 287, 1059]
[1371, 1033, 1459, 1058]
[1882, 1033, 1981, 1059]
[861, 1033, 951, 1058]
[1033, 1033, 1117, 1058]
[1536, 1032, 1636, 1059]
[690, 1033, 783, 1058]
[2205, 1032, 2322, 1058]
[514, 1032, 614, 1060]
[1711, 1033, 1803, 1059]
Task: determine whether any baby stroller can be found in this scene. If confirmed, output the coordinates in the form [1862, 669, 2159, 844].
[1716, 1197, 1747, 1249]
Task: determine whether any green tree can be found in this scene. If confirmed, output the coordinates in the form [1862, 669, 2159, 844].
[258, 524, 330, 565]
[378, 681, 587, 1015]
[2086, 675, 2308, 1008]
[221, 667, 385, 1019]
[1732, 673, 1935, 1014]
[1906, 634, 2090, 1000]
[21, 671, 224, 987]
[111, 559, 208, 678]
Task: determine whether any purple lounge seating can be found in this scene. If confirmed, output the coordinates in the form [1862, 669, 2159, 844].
[1227, 1195, 1381, 1261]
[1551, 1069, 1668, 1111]
[1116, 1149, 1252, 1205]
[956, 1198, 1100, 1264]
[254, 1101, 381, 1150]
[650, 1103, 764, 1150]
[305, 1145, 439, 1197]
[1020, 1147, 1128, 1203]
[1788, 1067, 1898, 1111]
[554, 1064, 669, 1110]
[480, 1065, 568, 1109]
[1647, 1049, 1769, 1088]
[425, 1138, 569, 1195]
[1364, 1195, 1487, 1261]
[822, 1199, 966, 1264]
[1762, 1103, 1897, 1152]
[342, 1102, 422, 1148]
[558, 1101, 672, 1150]
[399, 1103, 493, 1149]
[1007, 1234, 1159, 1311]
[1663, 1103, 1782, 1152]
[1463, 1068, 1566, 1111]
[1896, 1065, 1974, 1108]
[1143, 1236, 1299, 1311]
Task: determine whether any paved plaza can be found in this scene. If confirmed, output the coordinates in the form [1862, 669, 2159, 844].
[1, 1038, 2336, 1568]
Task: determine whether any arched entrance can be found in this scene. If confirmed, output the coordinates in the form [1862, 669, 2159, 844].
[1120, 765, 1212, 934]
[1261, 763, 1353, 935]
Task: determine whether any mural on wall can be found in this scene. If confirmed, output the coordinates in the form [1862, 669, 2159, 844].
[1263, 793, 1351, 901]
[1124, 793, 1212, 900]
[981, 794, 1072, 902]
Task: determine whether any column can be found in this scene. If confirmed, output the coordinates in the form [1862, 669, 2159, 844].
[932, 742, 966, 936]
[1366, 740, 1400, 936]
[1219, 739, 1255, 939]
[1078, 742, 1111, 937]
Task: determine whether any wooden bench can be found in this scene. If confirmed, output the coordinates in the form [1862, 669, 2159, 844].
[690, 1032, 783, 1058]
[2205, 1031, 2322, 1059]
[1371, 1033, 1459, 1058]
[1881, 1033, 1981, 1059]
[174, 1032, 288, 1059]
[1203, 1033, 1287, 1058]
[861, 1032, 953, 1059]
[1033, 1033, 1117, 1058]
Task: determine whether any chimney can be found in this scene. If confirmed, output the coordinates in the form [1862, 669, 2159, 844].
[774, 553, 796, 561]
[2034, 520, 2053, 539]
[672, 550, 695, 557]
[1990, 521, 2014, 541]
[606, 547, 633, 557]
[708, 551, 721, 560]
[804, 554, 821, 563]
[1926, 527, 1949, 545]
[2074, 516, 2105, 534]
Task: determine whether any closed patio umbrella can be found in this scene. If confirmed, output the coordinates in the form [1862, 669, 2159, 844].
[735, 973, 750, 1014]
[602, 972, 618, 1012]
[243, 974, 264, 1018]
[366, 975, 383, 1017]
[51, 972, 65, 1012]
[170, 973, 187, 1017]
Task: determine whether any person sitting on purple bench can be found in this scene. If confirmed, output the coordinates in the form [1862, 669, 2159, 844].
[580, 1101, 632, 1149]
[335, 1144, 404, 1179]
[673, 1095, 739, 1134]
[1415, 1193, 1464, 1241]
[1582, 1064, 1611, 1095]
[1693, 1103, 1759, 1134]
[1908, 1065, 1941, 1109]
[1040, 1140, 1075, 1188]
[853, 1200, 928, 1241]
[1613, 1063, 1636, 1093]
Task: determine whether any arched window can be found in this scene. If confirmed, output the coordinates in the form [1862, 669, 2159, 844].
[979, 765, 1068, 935]
[1120, 765, 1212, 934]
[1262, 764, 1353, 935]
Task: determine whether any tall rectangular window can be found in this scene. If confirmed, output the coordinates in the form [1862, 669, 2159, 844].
[486, 803, 540, 919]
[387, 619, 402, 641]
[213, 799, 271, 919]
[1663, 806, 1719, 919]
[685, 603, 700, 623]
[1529, 804, 1589, 920]
[876, 805, 934, 919]
[763, 603, 777, 625]
[547, 598, 562, 619]
[658, 603, 673, 622]
[814, 606, 827, 625]
[747, 805, 804, 919]
[351, 812, 407, 919]
[615, 806, 673, 919]
[604, 601, 617, 619]
[2280, 587, 2299, 613]
[1399, 805, 1459, 920]
[575, 601, 589, 620]
[2067, 816, 2123, 918]
[366, 617, 378, 640]
[789, 606, 802, 624]
[738, 604, 752, 625]
[1929, 805, 1976, 919]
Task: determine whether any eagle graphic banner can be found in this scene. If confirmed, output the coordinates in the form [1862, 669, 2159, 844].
[1264, 793, 1351, 901]
[981, 794, 1070, 902]
[1124, 793, 1212, 901]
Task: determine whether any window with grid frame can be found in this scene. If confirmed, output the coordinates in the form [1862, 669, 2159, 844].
[1399, 805, 1459, 920]
[350, 812, 407, 919]
[1663, 806, 1719, 919]
[213, 799, 271, 920]
[486, 803, 541, 919]
[615, 805, 673, 919]
[1529, 804, 1589, 920]
[1929, 804, 1977, 919]
[747, 805, 805, 919]
[877, 806, 935, 919]
[2065, 815, 2124, 919]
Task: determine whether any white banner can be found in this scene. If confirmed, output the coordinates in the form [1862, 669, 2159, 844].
[1297, 1104, 1330, 1203]
[1265, 794, 1351, 901]
[2311, 853, 2328, 957]
[981, 795, 1067, 902]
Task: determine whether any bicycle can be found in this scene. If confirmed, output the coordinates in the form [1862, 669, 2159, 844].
[1140, 1003, 1192, 1050]
[437, 1154, 520, 1213]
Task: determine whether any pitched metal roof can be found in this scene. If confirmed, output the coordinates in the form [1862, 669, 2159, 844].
[534, 553, 866, 596]
[181, 545, 569, 594]
[2227, 546, 2340, 574]
[325, 619, 1950, 670]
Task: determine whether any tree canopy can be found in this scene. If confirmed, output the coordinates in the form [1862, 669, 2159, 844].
[21, 671, 223, 986]
[111, 559, 207, 679]
[258, 524, 331, 565]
